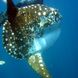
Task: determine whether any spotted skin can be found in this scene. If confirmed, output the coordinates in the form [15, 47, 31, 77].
[2, 4, 61, 78]
[28, 52, 51, 78]
[3, 4, 59, 59]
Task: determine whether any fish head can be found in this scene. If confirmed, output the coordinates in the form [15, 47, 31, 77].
[48, 8, 61, 23]
[38, 7, 61, 29]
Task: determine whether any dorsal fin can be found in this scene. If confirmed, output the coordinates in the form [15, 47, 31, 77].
[7, 0, 18, 24]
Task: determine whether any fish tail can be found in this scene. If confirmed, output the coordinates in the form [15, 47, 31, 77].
[27, 52, 52, 78]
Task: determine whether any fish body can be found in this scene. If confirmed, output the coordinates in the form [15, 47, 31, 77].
[2, 0, 61, 78]
[3, 4, 61, 59]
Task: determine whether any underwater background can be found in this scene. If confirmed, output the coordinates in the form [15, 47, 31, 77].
[0, 0, 78, 78]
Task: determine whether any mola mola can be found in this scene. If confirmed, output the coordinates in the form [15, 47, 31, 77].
[1, 0, 61, 78]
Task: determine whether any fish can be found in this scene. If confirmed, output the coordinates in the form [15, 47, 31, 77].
[0, 60, 5, 65]
[2, 0, 61, 78]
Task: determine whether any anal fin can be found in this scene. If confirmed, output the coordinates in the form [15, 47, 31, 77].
[28, 52, 52, 78]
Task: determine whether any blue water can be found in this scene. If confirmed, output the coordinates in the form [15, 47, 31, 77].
[0, 0, 78, 78]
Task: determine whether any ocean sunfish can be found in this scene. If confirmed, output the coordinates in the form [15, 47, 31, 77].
[2, 0, 61, 78]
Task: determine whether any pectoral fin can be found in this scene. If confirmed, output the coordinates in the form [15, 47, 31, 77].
[27, 52, 51, 78]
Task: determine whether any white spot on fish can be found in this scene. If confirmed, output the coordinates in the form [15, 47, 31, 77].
[43, 11, 46, 15]
[38, 12, 41, 16]
[12, 32, 14, 35]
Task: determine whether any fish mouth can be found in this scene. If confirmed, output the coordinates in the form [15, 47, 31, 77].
[53, 9, 62, 22]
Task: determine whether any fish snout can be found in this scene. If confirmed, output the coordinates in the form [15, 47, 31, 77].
[48, 8, 62, 24]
